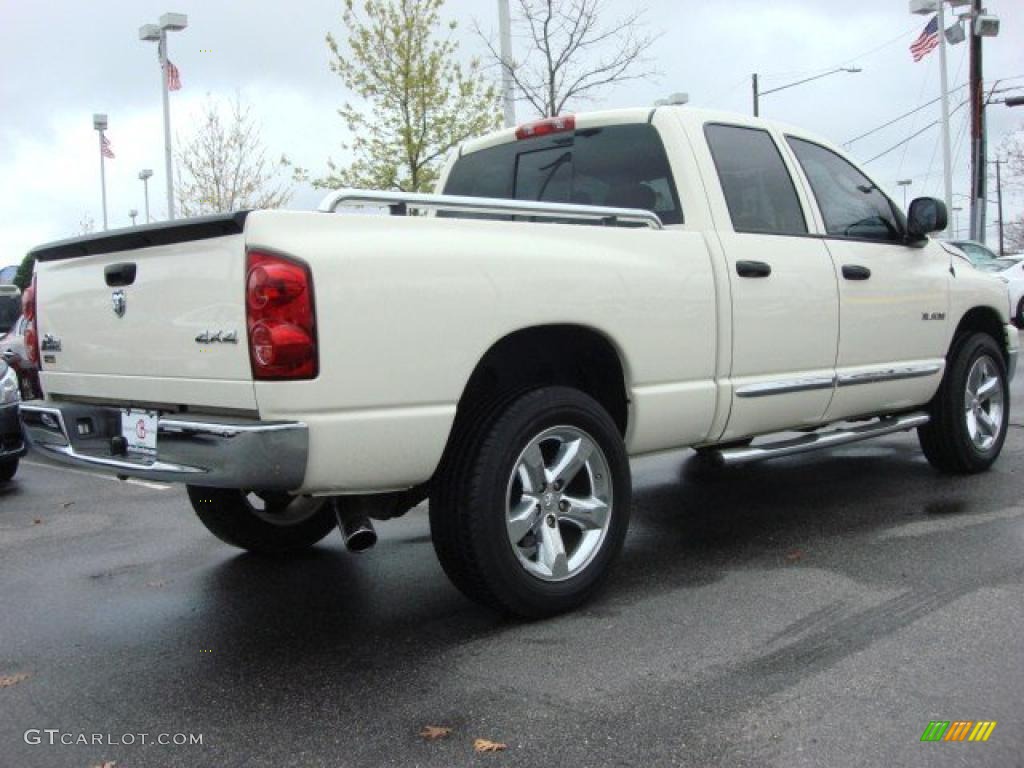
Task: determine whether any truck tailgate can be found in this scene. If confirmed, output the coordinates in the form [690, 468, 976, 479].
[33, 214, 256, 411]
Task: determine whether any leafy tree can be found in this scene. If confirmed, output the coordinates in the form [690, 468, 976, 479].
[478, 0, 660, 118]
[319, 0, 501, 193]
[13, 254, 34, 292]
[175, 95, 293, 216]
[12, 212, 93, 291]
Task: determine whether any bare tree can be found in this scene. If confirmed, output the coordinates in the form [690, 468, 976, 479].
[477, 0, 659, 118]
[1006, 218, 1024, 254]
[1000, 123, 1024, 253]
[175, 95, 293, 217]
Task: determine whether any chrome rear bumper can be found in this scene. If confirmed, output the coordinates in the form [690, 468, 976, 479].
[20, 402, 307, 490]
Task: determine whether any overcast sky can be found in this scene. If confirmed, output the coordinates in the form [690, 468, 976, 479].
[1, 0, 1021, 262]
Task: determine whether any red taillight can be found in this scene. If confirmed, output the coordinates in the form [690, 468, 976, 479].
[245, 251, 317, 380]
[24, 275, 39, 366]
[515, 115, 575, 140]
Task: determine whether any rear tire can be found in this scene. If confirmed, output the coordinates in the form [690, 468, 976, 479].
[0, 458, 18, 483]
[430, 387, 631, 618]
[1016, 296, 1024, 329]
[187, 486, 336, 555]
[918, 332, 1009, 474]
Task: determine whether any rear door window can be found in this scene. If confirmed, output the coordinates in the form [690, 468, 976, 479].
[704, 124, 807, 236]
[443, 123, 683, 224]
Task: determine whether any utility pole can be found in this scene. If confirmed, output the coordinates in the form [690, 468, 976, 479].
[968, 0, 985, 242]
[752, 73, 759, 117]
[993, 158, 1004, 255]
[497, 0, 515, 128]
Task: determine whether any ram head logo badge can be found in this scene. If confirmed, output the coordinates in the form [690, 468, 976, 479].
[111, 289, 127, 318]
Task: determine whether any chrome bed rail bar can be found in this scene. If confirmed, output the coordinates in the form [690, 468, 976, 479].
[317, 189, 664, 230]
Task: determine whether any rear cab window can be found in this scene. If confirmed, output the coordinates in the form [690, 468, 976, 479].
[442, 123, 683, 225]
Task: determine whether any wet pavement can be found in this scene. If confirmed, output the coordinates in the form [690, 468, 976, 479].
[1, 372, 1023, 767]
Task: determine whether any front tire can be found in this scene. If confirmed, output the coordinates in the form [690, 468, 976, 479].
[430, 387, 631, 618]
[187, 486, 336, 555]
[918, 332, 1009, 474]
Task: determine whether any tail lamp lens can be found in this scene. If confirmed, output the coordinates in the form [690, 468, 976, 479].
[24, 275, 39, 365]
[245, 251, 317, 380]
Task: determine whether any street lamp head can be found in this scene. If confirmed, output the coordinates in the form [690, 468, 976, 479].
[139, 169, 154, 181]
[159, 12, 188, 31]
[1006, 96, 1024, 108]
[897, 179, 913, 186]
[909, 0, 938, 15]
[92, 113, 108, 130]
[139, 24, 161, 42]
[844, 67, 863, 74]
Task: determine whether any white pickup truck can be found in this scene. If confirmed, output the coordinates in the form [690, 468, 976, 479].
[21, 106, 1017, 617]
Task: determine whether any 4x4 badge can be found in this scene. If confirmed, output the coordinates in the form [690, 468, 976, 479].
[111, 289, 126, 318]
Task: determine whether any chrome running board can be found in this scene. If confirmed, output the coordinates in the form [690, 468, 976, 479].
[712, 412, 930, 467]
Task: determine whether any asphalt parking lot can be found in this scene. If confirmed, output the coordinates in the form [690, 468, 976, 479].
[2, 373, 1023, 768]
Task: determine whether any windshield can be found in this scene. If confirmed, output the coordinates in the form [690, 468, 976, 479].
[950, 240, 999, 266]
[0, 296, 19, 334]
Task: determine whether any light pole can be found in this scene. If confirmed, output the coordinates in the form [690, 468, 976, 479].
[752, 67, 861, 117]
[897, 179, 913, 209]
[138, 169, 153, 223]
[497, 0, 515, 128]
[910, 0, 961, 238]
[93, 114, 109, 231]
[129, 209, 139, 227]
[952, 206, 963, 236]
[140, 12, 187, 220]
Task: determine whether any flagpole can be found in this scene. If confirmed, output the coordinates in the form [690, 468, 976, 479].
[99, 130, 108, 231]
[159, 33, 175, 220]
[937, 1, 954, 237]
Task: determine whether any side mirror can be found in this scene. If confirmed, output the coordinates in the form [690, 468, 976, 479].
[906, 197, 948, 243]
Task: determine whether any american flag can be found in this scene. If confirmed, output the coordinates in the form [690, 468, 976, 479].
[101, 133, 115, 159]
[910, 15, 940, 62]
[165, 59, 182, 91]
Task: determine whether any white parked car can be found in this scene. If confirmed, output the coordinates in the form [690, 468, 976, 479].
[978, 257, 1024, 328]
[20, 106, 1017, 617]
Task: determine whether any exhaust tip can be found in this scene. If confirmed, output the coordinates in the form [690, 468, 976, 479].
[334, 499, 378, 554]
[345, 527, 377, 553]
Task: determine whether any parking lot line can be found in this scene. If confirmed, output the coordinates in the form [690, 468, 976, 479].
[22, 460, 171, 491]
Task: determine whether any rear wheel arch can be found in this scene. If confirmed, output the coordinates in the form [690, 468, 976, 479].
[448, 324, 631, 444]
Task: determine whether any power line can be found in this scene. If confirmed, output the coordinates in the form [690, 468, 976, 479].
[862, 98, 968, 165]
[844, 84, 967, 147]
[759, 26, 919, 83]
